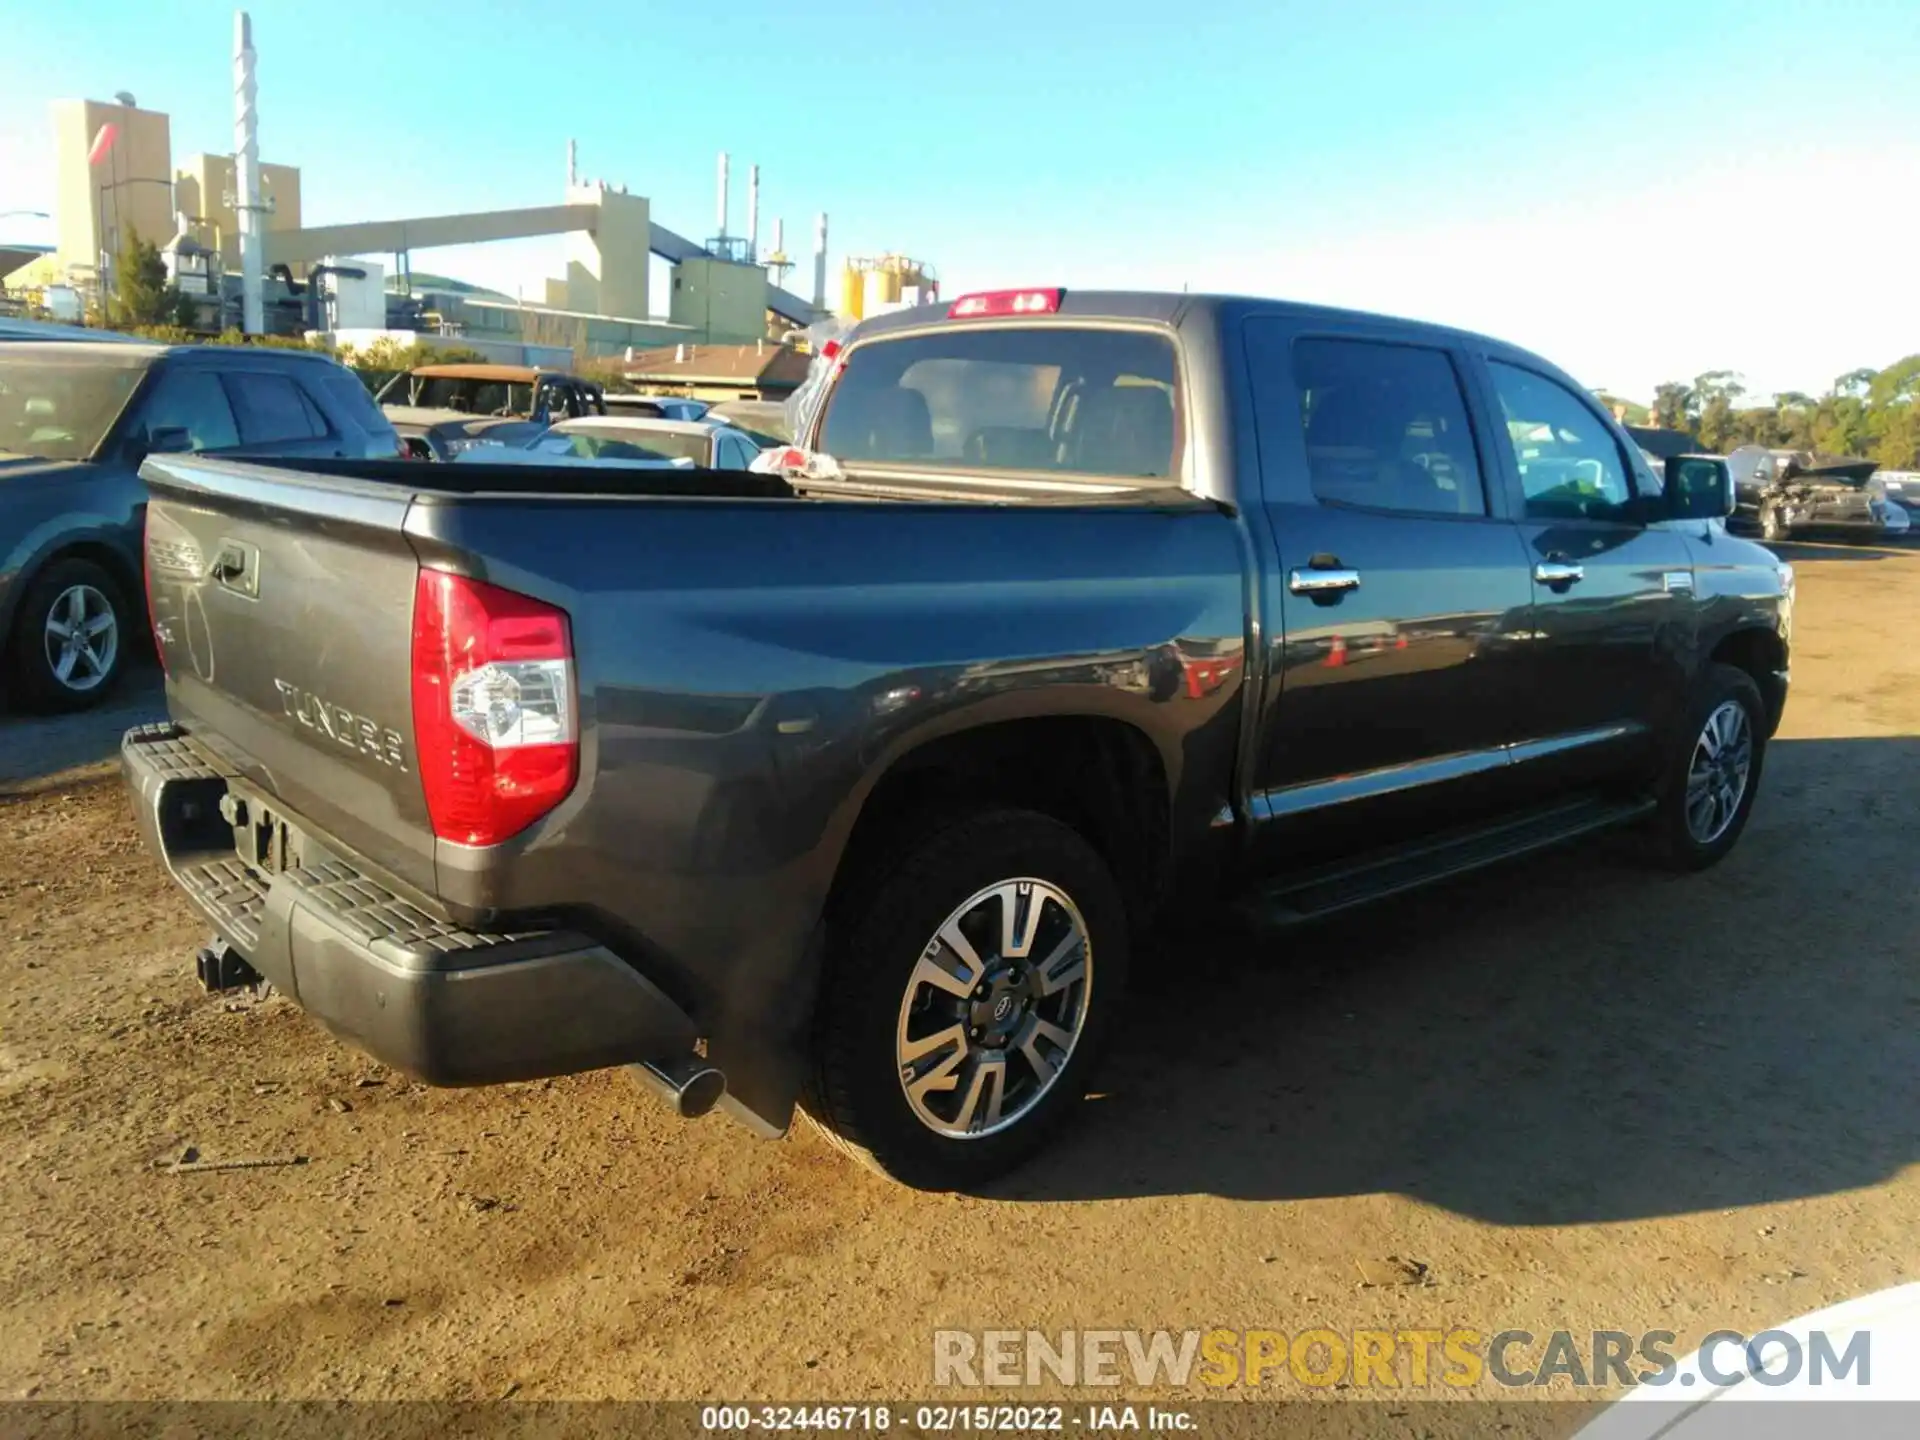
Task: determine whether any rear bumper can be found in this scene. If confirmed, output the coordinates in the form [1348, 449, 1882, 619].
[121, 723, 699, 1086]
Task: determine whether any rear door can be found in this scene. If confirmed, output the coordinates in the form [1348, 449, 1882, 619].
[1472, 355, 1696, 790]
[128, 361, 242, 454]
[221, 366, 348, 459]
[1242, 317, 1539, 867]
[301, 362, 401, 459]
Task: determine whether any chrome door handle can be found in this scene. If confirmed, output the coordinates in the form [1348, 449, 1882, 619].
[1289, 567, 1361, 596]
[1534, 561, 1584, 587]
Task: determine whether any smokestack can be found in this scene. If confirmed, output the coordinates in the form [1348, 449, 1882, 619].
[812, 212, 828, 310]
[233, 10, 264, 335]
[715, 152, 729, 239]
[747, 163, 760, 264]
[567, 138, 577, 188]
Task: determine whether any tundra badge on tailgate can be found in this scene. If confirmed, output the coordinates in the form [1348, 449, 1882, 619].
[273, 680, 408, 771]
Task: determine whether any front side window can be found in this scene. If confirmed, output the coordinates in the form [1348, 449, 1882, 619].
[1489, 362, 1637, 522]
[820, 326, 1179, 481]
[0, 354, 145, 461]
[1292, 338, 1487, 517]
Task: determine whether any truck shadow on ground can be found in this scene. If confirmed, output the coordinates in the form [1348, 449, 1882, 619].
[1004, 735, 1920, 1221]
[1764, 538, 1917, 564]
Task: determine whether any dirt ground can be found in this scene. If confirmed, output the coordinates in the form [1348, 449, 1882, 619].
[2, 539, 1917, 1426]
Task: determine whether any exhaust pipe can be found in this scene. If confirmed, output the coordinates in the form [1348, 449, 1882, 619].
[631, 1054, 726, 1119]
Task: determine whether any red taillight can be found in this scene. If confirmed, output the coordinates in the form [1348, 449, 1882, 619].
[141, 509, 167, 676]
[948, 288, 1063, 319]
[818, 338, 843, 361]
[410, 569, 578, 847]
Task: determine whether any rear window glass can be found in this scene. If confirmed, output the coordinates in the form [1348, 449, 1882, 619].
[226, 371, 329, 444]
[308, 366, 386, 426]
[819, 326, 1179, 480]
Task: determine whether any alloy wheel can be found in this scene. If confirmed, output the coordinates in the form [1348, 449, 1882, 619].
[41, 583, 119, 694]
[1685, 699, 1753, 845]
[895, 878, 1092, 1140]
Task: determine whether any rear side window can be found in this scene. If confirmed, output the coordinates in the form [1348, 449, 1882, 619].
[226, 371, 328, 444]
[1292, 338, 1486, 517]
[306, 366, 385, 430]
[139, 366, 240, 452]
[819, 326, 1179, 480]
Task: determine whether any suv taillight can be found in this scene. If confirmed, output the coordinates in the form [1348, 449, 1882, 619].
[410, 569, 577, 847]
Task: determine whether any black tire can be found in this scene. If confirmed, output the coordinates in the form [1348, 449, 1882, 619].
[803, 809, 1129, 1190]
[1646, 664, 1768, 871]
[4, 558, 132, 714]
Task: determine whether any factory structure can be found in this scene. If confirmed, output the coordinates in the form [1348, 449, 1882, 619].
[2, 11, 938, 366]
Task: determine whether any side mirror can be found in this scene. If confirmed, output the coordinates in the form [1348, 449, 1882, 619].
[1665, 454, 1734, 520]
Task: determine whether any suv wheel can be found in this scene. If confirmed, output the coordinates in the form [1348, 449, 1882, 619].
[5, 558, 131, 713]
[1647, 664, 1767, 871]
[804, 810, 1129, 1189]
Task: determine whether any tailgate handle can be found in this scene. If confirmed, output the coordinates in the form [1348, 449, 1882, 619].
[210, 539, 260, 598]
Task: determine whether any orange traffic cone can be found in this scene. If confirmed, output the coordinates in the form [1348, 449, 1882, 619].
[1324, 635, 1347, 668]
[1395, 634, 1408, 650]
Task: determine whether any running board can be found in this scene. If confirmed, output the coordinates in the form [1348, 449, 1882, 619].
[1237, 795, 1657, 927]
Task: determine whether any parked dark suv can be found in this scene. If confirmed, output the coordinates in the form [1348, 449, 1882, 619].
[0, 340, 402, 712]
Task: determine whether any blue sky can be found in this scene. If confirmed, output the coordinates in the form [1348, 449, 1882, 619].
[3, 0, 1916, 399]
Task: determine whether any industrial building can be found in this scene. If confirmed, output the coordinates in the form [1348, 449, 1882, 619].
[2, 12, 943, 369]
[7, 93, 305, 305]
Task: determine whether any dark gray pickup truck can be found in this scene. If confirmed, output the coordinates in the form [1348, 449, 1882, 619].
[122, 289, 1793, 1188]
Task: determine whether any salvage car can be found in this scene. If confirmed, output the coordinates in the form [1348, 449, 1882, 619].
[375, 362, 607, 461]
[602, 395, 711, 422]
[0, 339, 400, 712]
[1724, 446, 1912, 542]
[468, 415, 768, 471]
[123, 289, 1792, 1188]
[1873, 468, 1920, 520]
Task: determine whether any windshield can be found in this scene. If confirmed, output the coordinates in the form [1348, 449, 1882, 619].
[544, 427, 712, 464]
[818, 325, 1179, 480]
[0, 353, 147, 461]
[390, 375, 535, 416]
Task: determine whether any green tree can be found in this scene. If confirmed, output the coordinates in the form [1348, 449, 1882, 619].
[1812, 395, 1871, 458]
[1868, 401, 1920, 469]
[1693, 371, 1746, 453]
[1650, 381, 1696, 431]
[1866, 355, 1920, 408]
[109, 226, 190, 327]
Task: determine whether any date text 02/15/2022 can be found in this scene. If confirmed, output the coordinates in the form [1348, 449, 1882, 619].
[698, 1404, 1196, 1432]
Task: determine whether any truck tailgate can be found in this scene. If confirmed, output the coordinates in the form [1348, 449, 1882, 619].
[141, 455, 437, 896]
